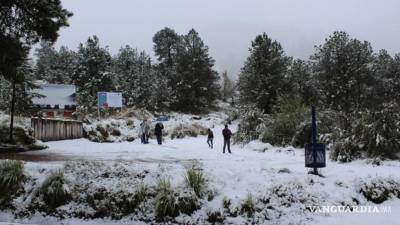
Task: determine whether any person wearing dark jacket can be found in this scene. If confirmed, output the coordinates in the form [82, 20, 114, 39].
[222, 125, 232, 153]
[155, 122, 164, 145]
[207, 128, 214, 149]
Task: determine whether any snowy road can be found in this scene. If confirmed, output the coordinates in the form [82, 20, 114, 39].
[2, 124, 400, 225]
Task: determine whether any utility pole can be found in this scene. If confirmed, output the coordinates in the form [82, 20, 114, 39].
[9, 73, 16, 143]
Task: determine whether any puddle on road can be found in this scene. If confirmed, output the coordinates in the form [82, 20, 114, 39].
[0, 152, 201, 165]
[0, 152, 75, 162]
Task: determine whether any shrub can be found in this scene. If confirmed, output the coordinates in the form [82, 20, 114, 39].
[185, 168, 206, 198]
[0, 126, 35, 145]
[111, 128, 121, 136]
[96, 124, 109, 139]
[222, 196, 231, 209]
[135, 183, 149, 204]
[177, 190, 200, 215]
[330, 139, 361, 162]
[207, 210, 225, 223]
[260, 95, 308, 146]
[119, 184, 150, 217]
[233, 104, 266, 144]
[291, 110, 340, 148]
[170, 124, 207, 139]
[155, 178, 179, 221]
[360, 178, 400, 204]
[241, 193, 255, 217]
[0, 160, 24, 200]
[331, 104, 400, 161]
[39, 169, 71, 209]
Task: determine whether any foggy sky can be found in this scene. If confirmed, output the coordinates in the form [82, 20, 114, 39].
[55, 0, 400, 78]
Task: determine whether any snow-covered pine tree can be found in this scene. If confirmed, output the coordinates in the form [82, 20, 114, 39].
[51, 46, 77, 84]
[220, 70, 235, 102]
[114, 45, 139, 106]
[152, 27, 181, 108]
[72, 36, 115, 114]
[237, 33, 289, 114]
[286, 59, 318, 106]
[153, 27, 181, 67]
[113, 45, 153, 109]
[131, 51, 153, 108]
[0, 61, 41, 115]
[34, 41, 58, 81]
[312, 31, 374, 114]
[34, 42, 77, 84]
[372, 50, 400, 108]
[173, 29, 220, 112]
[148, 66, 172, 111]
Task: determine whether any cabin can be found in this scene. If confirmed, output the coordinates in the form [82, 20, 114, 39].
[32, 83, 77, 118]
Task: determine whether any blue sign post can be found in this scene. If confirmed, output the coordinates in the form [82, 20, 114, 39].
[305, 106, 326, 175]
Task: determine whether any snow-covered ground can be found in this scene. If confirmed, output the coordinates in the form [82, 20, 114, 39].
[1, 121, 400, 225]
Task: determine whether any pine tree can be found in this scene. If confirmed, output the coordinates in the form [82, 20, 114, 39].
[312, 31, 374, 113]
[221, 70, 235, 102]
[149, 66, 172, 111]
[286, 59, 318, 106]
[237, 33, 289, 113]
[152, 28, 181, 108]
[34, 41, 58, 81]
[72, 36, 115, 113]
[173, 29, 220, 112]
[0, 61, 41, 116]
[153, 27, 181, 66]
[114, 46, 153, 109]
[372, 50, 400, 107]
[0, 0, 71, 142]
[51, 46, 77, 84]
[34, 42, 76, 84]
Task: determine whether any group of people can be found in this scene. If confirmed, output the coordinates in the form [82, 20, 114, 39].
[139, 119, 233, 153]
[139, 119, 164, 145]
[207, 125, 233, 153]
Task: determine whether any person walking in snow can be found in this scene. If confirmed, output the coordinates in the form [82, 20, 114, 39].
[207, 128, 214, 149]
[140, 119, 150, 144]
[155, 122, 164, 145]
[222, 124, 232, 153]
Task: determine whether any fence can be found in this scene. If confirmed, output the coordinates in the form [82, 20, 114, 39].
[31, 118, 83, 141]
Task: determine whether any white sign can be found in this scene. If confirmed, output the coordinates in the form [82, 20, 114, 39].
[98, 92, 123, 108]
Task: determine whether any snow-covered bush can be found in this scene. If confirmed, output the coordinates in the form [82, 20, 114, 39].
[83, 119, 136, 143]
[154, 176, 202, 220]
[292, 110, 342, 148]
[170, 123, 208, 139]
[360, 177, 400, 204]
[0, 160, 25, 204]
[240, 193, 255, 217]
[154, 178, 179, 221]
[177, 190, 200, 216]
[0, 125, 46, 150]
[331, 104, 400, 161]
[260, 96, 308, 146]
[39, 169, 71, 210]
[207, 210, 225, 224]
[185, 168, 207, 198]
[331, 139, 361, 162]
[233, 104, 266, 144]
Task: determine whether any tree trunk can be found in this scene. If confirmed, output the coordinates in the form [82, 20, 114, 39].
[9, 75, 16, 143]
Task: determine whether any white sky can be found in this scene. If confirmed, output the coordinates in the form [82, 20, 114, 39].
[55, 0, 400, 78]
